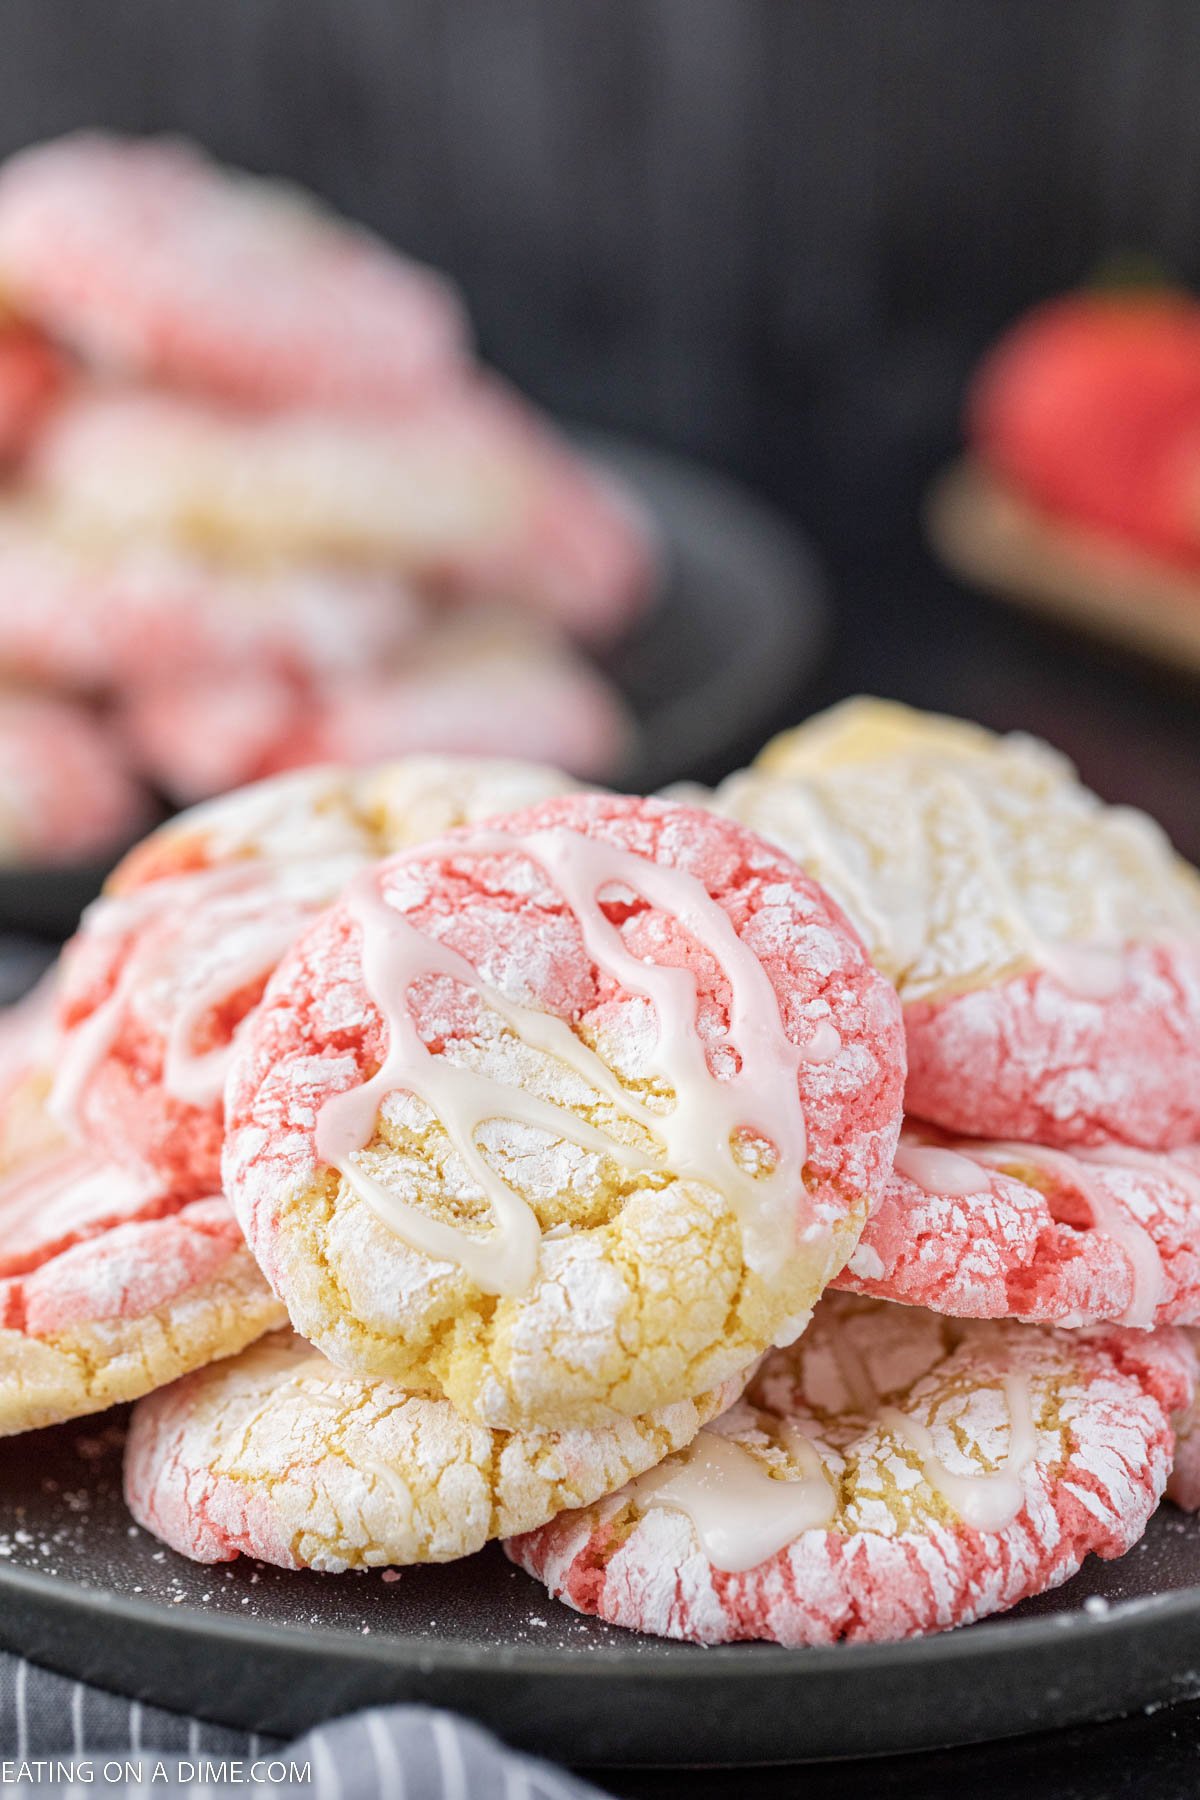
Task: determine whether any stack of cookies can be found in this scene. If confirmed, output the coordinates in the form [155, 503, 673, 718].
[3, 705, 1199, 1649]
[0, 133, 650, 862]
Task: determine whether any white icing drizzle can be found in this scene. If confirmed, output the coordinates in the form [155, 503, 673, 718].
[51, 858, 359, 1124]
[879, 1373, 1037, 1532]
[893, 1142, 989, 1198]
[801, 1020, 842, 1064]
[315, 826, 814, 1298]
[628, 1424, 836, 1572]
[969, 1141, 1166, 1329]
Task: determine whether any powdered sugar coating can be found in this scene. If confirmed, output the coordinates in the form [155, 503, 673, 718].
[904, 943, 1200, 1148]
[506, 1292, 1196, 1645]
[0, 133, 468, 410]
[30, 382, 654, 642]
[0, 501, 421, 693]
[56, 756, 579, 1191]
[0, 691, 149, 866]
[837, 1127, 1200, 1328]
[123, 1328, 747, 1571]
[717, 697, 1200, 1148]
[0, 1100, 285, 1436]
[118, 611, 633, 804]
[223, 794, 906, 1429]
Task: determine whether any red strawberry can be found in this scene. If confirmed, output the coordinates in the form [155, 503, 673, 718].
[0, 316, 67, 463]
[970, 290, 1200, 570]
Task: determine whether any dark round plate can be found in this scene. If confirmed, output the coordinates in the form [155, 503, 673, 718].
[0, 435, 826, 940]
[1, 1413, 1199, 1766]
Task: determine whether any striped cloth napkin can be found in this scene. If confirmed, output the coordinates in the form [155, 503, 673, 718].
[0, 1653, 612, 1797]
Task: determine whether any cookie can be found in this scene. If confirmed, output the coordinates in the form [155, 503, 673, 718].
[0, 500, 421, 694]
[0, 1104, 285, 1436]
[717, 697, 1200, 1149]
[53, 757, 579, 1191]
[119, 611, 633, 803]
[0, 691, 150, 867]
[223, 792, 906, 1430]
[31, 382, 654, 642]
[123, 1329, 747, 1571]
[505, 1292, 1195, 1645]
[0, 132, 468, 410]
[836, 1128, 1200, 1329]
[0, 317, 66, 462]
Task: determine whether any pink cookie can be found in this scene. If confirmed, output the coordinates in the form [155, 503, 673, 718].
[836, 1128, 1200, 1329]
[0, 1124, 285, 1435]
[903, 951, 1200, 1150]
[53, 757, 581, 1192]
[0, 691, 149, 866]
[0, 502, 421, 694]
[0, 318, 66, 462]
[120, 612, 633, 803]
[123, 1330, 747, 1572]
[506, 1291, 1196, 1645]
[31, 382, 655, 642]
[223, 793, 905, 1429]
[0, 133, 467, 411]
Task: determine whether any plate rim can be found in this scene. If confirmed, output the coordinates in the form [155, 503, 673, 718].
[3, 1548, 1198, 1678]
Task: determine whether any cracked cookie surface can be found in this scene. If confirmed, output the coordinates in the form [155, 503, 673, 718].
[505, 1291, 1194, 1644]
[123, 1328, 747, 1571]
[224, 793, 905, 1430]
[54, 756, 578, 1192]
[837, 1128, 1200, 1329]
[716, 697, 1200, 1148]
[0, 1100, 284, 1435]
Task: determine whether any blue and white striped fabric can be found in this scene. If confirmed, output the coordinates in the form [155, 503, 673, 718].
[0, 1652, 612, 1798]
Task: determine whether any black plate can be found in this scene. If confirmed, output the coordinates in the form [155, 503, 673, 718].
[1, 1413, 1199, 1766]
[0, 436, 826, 939]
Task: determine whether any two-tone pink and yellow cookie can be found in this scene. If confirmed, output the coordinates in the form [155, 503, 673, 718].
[0, 1081, 284, 1436]
[505, 1291, 1195, 1644]
[53, 757, 580, 1194]
[123, 1329, 746, 1572]
[717, 697, 1200, 1150]
[0, 132, 469, 411]
[223, 792, 905, 1430]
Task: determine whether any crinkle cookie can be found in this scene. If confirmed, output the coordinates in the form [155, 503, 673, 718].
[836, 1128, 1200, 1330]
[119, 611, 633, 804]
[0, 316, 65, 462]
[0, 1110, 285, 1436]
[123, 1329, 747, 1572]
[224, 793, 906, 1430]
[30, 382, 654, 642]
[0, 691, 150, 867]
[717, 696, 1200, 1149]
[0, 500, 421, 693]
[0, 132, 468, 410]
[505, 1292, 1195, 1645]
[53, 757, 579, 1191]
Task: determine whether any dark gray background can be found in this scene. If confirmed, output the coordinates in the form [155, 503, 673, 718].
[1, 0, 1197, 850]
